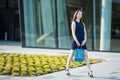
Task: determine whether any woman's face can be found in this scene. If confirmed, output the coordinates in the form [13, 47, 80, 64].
[77, 11, 82, 19]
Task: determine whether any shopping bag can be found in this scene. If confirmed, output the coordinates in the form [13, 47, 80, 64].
[74, 48, 84, 62]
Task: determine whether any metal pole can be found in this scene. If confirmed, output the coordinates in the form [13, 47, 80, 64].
[55, 0, 58, 48]
[5, 32, 7, 41]
[93, 0, 96, 50]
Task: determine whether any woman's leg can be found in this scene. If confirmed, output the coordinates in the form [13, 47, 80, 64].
[66, 49, 74, 74]
[84, 50, 93, 77]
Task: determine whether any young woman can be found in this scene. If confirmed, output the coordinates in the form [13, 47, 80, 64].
[66, 10, 93, 77]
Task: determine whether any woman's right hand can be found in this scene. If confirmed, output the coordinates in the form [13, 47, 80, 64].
[76, 41, 80, 47]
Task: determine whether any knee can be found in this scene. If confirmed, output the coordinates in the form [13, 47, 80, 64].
[69, 50, 74, 57]
[84, 51, 88, 59]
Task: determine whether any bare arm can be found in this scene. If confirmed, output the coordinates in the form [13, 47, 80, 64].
[71, 21, 80, 46]
[82, 23, 87, 45]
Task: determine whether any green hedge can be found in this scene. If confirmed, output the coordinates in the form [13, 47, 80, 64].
[0, 53, 102, 76]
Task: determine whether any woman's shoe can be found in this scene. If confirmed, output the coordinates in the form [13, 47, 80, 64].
[88, 71, 93, 78]
[65, 68, 71, 76]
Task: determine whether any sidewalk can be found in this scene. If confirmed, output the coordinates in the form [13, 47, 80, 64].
[0, 41, 120, 80]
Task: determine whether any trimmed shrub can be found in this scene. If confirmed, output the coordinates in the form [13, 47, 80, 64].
[0, 53, 102, 76]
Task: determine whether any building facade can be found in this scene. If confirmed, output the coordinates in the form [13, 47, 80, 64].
[0, 0, 120, 52]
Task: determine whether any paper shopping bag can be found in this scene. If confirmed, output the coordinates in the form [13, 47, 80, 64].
[74, 48, 84, 62]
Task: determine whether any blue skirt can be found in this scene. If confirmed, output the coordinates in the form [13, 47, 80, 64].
[71, 39, 87, 50]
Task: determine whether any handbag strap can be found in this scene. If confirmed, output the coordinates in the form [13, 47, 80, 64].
[78, 46, 82, 49]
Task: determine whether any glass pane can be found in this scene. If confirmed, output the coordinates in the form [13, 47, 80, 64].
[64, 0, 93, 50]
[8, 0, 18, 8]
[23, 0, 57, 48]
[0, 0, 7, 8]
[35, 0, 57, 48]
[57, 0, 71, 48]
[95, 0, 102, 50]
[111, 0, 120, 51]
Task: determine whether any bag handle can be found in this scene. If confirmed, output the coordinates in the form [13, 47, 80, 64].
[78, 46, 82, 49]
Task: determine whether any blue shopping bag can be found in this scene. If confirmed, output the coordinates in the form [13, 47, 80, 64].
[74, 48, 84, 62]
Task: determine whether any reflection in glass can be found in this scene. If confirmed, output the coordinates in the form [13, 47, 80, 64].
[111, 0, 120, 51]
[66, 0, 93, 50]
[95, 0, 101, 50]
[23, 0, 56, 48]
[35, 0, 56, 48]
[57, 0, 71, 48]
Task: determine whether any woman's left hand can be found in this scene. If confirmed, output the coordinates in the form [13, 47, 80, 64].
[81, 40, 86, 46]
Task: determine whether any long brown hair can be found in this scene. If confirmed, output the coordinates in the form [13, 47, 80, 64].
[72, 10, 83, 23]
